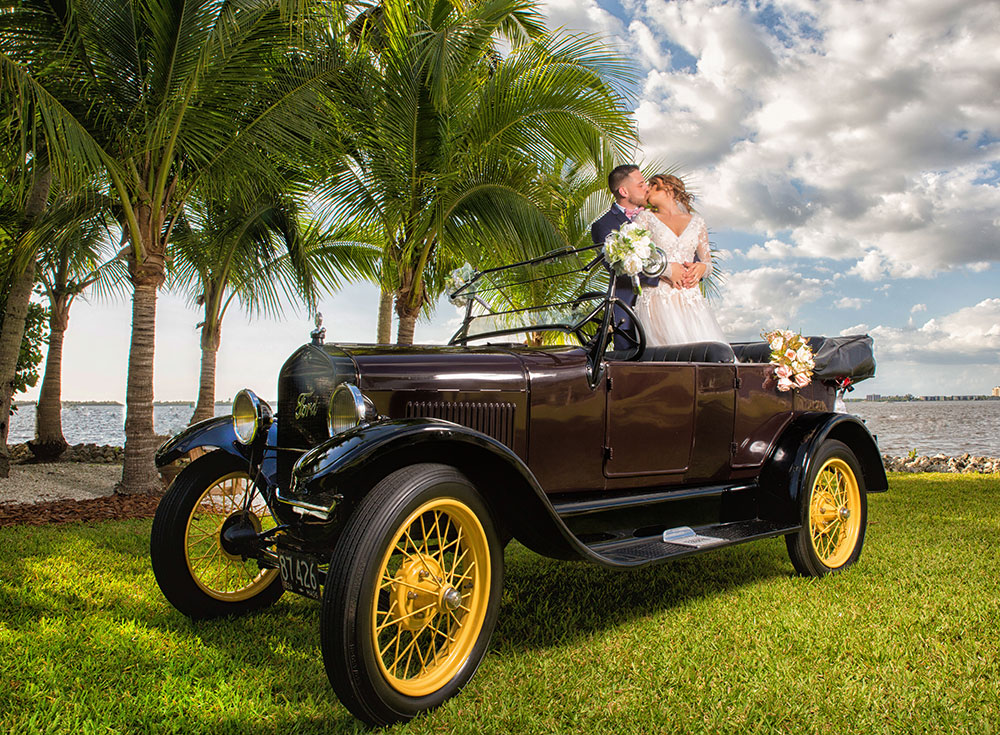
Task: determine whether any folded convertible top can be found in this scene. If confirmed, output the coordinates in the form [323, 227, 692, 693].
[730, 334, 876, 384]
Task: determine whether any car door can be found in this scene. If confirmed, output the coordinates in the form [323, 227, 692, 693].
[603, 361, 696, 477]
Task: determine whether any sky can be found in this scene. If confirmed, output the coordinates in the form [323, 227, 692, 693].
[19, 0, 1000, 403]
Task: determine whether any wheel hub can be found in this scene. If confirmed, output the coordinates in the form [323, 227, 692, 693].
[219, 512, 262, 560]
[391, 555, 445, 632]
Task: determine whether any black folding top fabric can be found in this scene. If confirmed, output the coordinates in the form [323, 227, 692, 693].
[806, 334, 876, 383]
[731, 334, 876, 383]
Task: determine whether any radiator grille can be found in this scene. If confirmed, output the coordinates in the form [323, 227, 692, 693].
[405, 401, 516, 448]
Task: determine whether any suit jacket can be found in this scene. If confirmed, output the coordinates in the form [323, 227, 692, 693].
[590, 206, 659, 307]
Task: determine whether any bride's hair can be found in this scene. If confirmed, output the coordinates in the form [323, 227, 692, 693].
[649, 174, 694, 212]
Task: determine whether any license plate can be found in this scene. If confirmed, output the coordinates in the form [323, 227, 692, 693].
[277, 550, 321, 599]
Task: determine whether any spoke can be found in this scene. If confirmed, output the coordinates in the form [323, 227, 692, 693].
[375, 600, 437, 632]
[448, 537, 469, 580]
[382, 576, 432, 594]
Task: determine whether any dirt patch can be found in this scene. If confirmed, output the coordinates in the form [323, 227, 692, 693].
[0, 492, 163, 527]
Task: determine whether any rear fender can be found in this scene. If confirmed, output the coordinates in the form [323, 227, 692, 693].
[758, 412, 888, 525]
[279, 418, 592, 561]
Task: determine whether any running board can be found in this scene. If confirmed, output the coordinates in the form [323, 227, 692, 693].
[585, 519, 797, 567]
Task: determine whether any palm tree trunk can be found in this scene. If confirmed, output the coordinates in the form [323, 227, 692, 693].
[377, 287, 393, 344]
[118, 280, 161, 494]
[30, 297, 70, 460]
[395, 301, 419, 345]
[190, 321, 220, 425]
[0, 165, 51, 479]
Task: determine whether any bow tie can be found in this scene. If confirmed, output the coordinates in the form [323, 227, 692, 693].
[624, 206, 644, 219]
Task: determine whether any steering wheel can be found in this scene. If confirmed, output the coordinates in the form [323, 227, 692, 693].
[608, 298, 646, 361]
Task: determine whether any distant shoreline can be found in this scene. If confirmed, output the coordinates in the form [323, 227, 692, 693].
[846, 396, 1000, 403]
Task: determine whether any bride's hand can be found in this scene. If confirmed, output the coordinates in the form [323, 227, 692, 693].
[680, 262, 707, 288]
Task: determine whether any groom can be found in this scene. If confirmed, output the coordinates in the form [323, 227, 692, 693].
[591, 164, 660, 350]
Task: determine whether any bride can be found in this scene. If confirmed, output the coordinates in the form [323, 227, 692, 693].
[631, 174, 727, 345]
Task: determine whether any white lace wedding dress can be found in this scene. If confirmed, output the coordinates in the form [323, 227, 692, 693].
[632, 211, 727, 345]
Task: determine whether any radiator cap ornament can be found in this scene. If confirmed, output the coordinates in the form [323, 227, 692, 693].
[311, 312, 326, 345]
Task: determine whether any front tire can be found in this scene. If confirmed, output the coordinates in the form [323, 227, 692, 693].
[786, 439, 868, 576]
[321, 464, 503, 727]
[150, 451, 283, 619]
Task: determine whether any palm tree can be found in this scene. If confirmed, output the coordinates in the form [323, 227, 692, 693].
[27, 190, 127, 460]
[0, 146, 51, 477]
[170, 186, 379, 424]
[323, 0, 636, 344]
[2, 0, 353, 491]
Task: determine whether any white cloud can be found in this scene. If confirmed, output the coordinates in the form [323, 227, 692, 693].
[911, 303, 927, 314]
[868, 298, 1000, 364]
[626, 0, 1000, 276]
[834, 297, 867, 310]
[714, 265, 824, 339]
[745, 238, 796, 261]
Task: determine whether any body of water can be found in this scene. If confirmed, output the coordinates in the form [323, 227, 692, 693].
[9, 399, 1000, 457]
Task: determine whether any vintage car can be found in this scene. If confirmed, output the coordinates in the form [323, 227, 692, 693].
[150, 243, 885, 727]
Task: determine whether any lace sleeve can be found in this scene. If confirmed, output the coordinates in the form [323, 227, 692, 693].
[695, 216, 712, 267]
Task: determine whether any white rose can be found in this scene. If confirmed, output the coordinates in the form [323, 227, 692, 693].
[622, 253, 643, 275]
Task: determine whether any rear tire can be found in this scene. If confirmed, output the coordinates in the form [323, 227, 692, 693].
[786, 440, 868, 576]
[321, 464, 503, 727]
[150, 451, 283, 619]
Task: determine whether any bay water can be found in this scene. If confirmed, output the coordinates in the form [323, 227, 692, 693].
[8, 399, 1000, 457]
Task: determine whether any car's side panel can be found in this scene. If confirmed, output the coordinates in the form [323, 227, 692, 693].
[689, 364, 737, 481]
[604, 363, 696, 477]
[521, 348, 607, 495]
[732, 364, 795, 468]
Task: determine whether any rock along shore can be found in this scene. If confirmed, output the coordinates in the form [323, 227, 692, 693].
[6, 442, 1000, 474]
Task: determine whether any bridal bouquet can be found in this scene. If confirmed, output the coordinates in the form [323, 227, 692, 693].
[447, 263, 477, 308]
[763, 329, 815, 391]
[604, 223, 656, 292]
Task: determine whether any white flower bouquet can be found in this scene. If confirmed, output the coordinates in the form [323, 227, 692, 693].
[447, 263, 477, 308]
[603, 223, 657, 293]
[762, 329, 815, 392]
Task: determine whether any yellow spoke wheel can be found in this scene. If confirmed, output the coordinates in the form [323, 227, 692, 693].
[151, 452, 284, 619]
[807, 458, 862, 569]
[786, 439, 868, 577]
[183, 471, 280, 601]
[372, 497, 491, 696]
[321, 463, 503, 728]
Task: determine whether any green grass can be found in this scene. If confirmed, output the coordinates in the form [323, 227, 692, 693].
[2, 473, 998, 734]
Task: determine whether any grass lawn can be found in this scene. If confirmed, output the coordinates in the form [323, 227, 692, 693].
[2, 473, 998, 734]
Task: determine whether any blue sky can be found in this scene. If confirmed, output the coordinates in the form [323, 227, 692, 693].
[19, 0, 1000, 402]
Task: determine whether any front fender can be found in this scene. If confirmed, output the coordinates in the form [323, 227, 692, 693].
[275, 418, 601, 563]
[758, 412, 888, 525]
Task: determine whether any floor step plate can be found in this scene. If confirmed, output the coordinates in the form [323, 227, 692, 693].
[586, 519, 795, 567]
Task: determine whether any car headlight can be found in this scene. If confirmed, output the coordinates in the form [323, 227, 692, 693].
[327, 383, 366, 437]
[233, 389, 272, 445]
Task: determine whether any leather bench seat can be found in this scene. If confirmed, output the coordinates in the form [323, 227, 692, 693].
[607, 341, 736, 363]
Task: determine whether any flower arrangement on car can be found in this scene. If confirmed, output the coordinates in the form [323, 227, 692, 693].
[603, 222, 659, 293]
[763, 329, 815, 391]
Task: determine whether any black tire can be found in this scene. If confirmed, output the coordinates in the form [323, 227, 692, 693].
[150, 451, 283, 619]
[321, 464, 504, 727]
[786, 439, 868, 577]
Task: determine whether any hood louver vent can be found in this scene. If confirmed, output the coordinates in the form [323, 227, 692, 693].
[405, 401, 515, 448]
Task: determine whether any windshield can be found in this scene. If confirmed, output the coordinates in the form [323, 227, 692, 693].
[447, 244, 612, 346]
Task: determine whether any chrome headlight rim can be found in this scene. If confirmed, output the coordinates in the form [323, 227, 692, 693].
[232, 388, 272, 445]
[327, 383, 366, 437]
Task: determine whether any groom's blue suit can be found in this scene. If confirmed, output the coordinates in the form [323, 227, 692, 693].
[591, 205, 659, 350]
